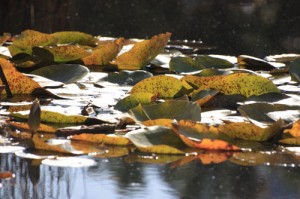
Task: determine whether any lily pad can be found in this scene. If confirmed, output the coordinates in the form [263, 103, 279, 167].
[30, 64, 89, 84]
[100, 70, 153, 85]
[125, 126, 185, 154]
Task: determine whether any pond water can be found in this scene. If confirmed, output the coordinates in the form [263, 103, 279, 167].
[1, 151, 300, 199]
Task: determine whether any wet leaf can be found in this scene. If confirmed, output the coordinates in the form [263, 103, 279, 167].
[100, 70, 153, 85]
[142, 119, 174, 128]
[82, 38, 124, 65]
[218, 120, 284, 141]
[125, 126, 185, 154]
[70, 133, 131, 146]
[7, 121, 56, 134]
[129, 100, 201, 122]
[171, 120, 241, 151]
[182, 73, 280, 97]
[115, 92, 156, 112]
[238, 103, 300, 124]
[194, 55, 234, 69]
[283, 119, 300, 137]
[27, 99, 41, 133]
[113, 32, 171, 70]
[0, 58, 45, 94]
[30, 64, 89, 84]
[238, 55, 275, 71]
[11, 109, 103, 124]
[169, 56, 205, 72]
[8, 30, 57, 56]
[43, 45, 90, 62]
[130, 75, 185, 98]
[288, 58, 300, 82]
[51, 31, 98, 46]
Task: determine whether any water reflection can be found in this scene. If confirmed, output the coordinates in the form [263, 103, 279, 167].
[1, 152, 300, 199]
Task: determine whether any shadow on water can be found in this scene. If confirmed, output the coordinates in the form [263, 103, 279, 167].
[1, 152, 300, 199]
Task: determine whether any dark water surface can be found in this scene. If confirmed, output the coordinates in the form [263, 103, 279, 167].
[1, 152, 300, 199]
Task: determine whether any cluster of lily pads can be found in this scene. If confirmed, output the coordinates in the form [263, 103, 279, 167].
[1, 29, 300, 167]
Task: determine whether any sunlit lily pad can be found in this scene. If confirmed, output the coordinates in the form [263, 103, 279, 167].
[99, 70, 153, 85]
[51, 31, 98, 46]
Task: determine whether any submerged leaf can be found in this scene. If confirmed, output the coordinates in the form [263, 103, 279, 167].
[113, 32, 171, 70]
[130, 75, 185, 98]
[125, 126, 185, 154]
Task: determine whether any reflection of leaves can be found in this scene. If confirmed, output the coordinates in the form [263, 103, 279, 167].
[113, 32, 171, 70]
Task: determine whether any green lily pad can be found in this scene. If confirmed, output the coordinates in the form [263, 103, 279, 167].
[30, 64, 89, 84]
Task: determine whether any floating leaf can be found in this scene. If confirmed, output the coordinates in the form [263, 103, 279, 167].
[115, 92, 156, 112]
[8, 30, 56, 56]
[169, 56, 205, 72]
[31, 64, 89, 84]
[288, 58, 300, 82]
[27, 99, 41, 133]
[70, 133, 131, 146]
[7, 121, 56, 134]
[238, 103, 300, 124]
[130, 75, 185, 98]
[284, 119, 300, 138]
[51, 31, 98, 46]
[194, 55, 234, 69]
[113, 32, 171, 70]
[100, 70, 153, 85]
[0, 58, 47, 94]
[125, 126, 185, 154]
[171, 120, 240, 151]
[142, 119, 174, 128]
[238, 55, 275, 71]
[129, 100, 201, 122]
[11, 109, 102, 124]
[190, 89, 219, 106]
[218, 120, 284, 141]
[43, 45, 90, 62]
[182, 73, 280, 97]
[82, 38, 124, 65]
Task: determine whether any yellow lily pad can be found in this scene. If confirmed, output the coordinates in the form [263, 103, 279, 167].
[113, 32, 171, 70]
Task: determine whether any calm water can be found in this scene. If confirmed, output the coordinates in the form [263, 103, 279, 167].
[1, 152, 300, 199]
